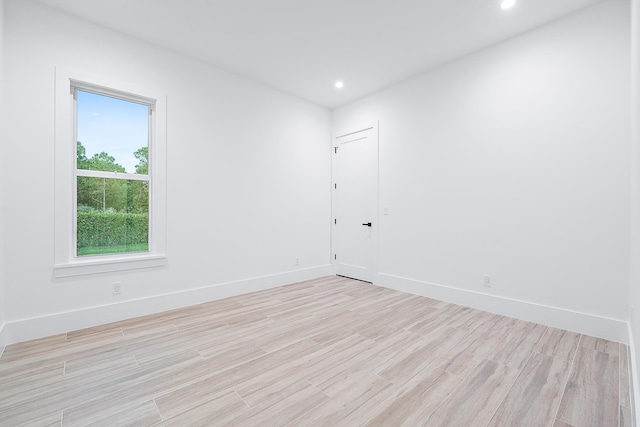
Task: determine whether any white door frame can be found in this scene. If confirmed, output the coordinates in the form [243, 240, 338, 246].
[331, 122, 379, 283]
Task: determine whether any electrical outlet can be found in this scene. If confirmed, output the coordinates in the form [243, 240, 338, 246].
[295, 257, 300, 266]
[483, 275, 491, 288]
[113, 282, 121, 295]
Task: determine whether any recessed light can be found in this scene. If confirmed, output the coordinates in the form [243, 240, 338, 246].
[335, 81, 344, 89]
[501, 0, 515, 9]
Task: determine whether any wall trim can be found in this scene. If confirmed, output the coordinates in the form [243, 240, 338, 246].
[628, 322, 639, 425]
[377, 273, 628, 343]
[4, 265, 332, 346]
[0, 323, 6, 359]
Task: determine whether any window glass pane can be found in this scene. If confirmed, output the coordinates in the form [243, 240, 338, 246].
[76, 90, 149, 174]
[77, 176, 149, 256]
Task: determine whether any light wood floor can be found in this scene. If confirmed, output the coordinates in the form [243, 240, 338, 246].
[0, 276, 633, 426]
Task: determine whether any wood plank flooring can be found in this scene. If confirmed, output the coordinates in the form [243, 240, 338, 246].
[0, 276, 632, 426]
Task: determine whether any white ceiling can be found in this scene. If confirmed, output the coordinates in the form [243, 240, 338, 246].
[36, 0, 607, 108]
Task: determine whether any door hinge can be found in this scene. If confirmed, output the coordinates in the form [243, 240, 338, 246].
[334, 183, 337, 189]
[334, 254, 337, 260]
[334, 218, 337, 224]
[334, 147, 338, 154]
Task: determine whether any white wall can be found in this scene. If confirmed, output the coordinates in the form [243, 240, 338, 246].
[1, 0, 632, 348]
[0, 0, 6, 353]
[334, 0, 631, 342]
[630, 0, 640, 418]
[2, 0, 331, 343]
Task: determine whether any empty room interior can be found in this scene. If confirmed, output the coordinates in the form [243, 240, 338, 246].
[2, 0, 640, 425]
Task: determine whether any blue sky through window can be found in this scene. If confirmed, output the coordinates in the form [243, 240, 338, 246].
[77, 90, 148, 174]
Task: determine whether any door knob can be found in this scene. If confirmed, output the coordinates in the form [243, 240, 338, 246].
[362, 222, 372, 227]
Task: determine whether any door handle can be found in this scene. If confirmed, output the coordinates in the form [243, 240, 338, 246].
[362, 222, 372, 227]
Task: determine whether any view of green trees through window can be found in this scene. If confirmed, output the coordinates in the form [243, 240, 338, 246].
[75, 89, 151, 257]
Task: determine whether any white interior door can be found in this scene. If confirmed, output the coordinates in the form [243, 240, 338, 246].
[334, 126, 377, 282]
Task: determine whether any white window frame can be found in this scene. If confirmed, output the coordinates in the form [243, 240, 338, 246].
[54, 67, 167, 278]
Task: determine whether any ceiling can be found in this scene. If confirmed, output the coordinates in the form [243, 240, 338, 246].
[36, 0, 607, 108]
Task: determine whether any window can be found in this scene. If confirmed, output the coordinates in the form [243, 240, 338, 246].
[74, 86, 152, 257]
[54, 68, 167, 277]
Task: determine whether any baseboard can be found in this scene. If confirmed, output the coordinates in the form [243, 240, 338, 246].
[628, 322, 639, 426]
[0, 322, 6, 358]
[376, 273, 628, 343]
[4, 265, 332, 346]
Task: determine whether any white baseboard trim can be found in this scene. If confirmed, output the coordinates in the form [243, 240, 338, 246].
[376, 273, 628, 343]
[4, 265, 332, 346]
[0, 322, 6, 358]
[628, 322, 639, 426]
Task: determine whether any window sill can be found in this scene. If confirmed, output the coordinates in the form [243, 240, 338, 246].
[53, 254, 167, 278]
